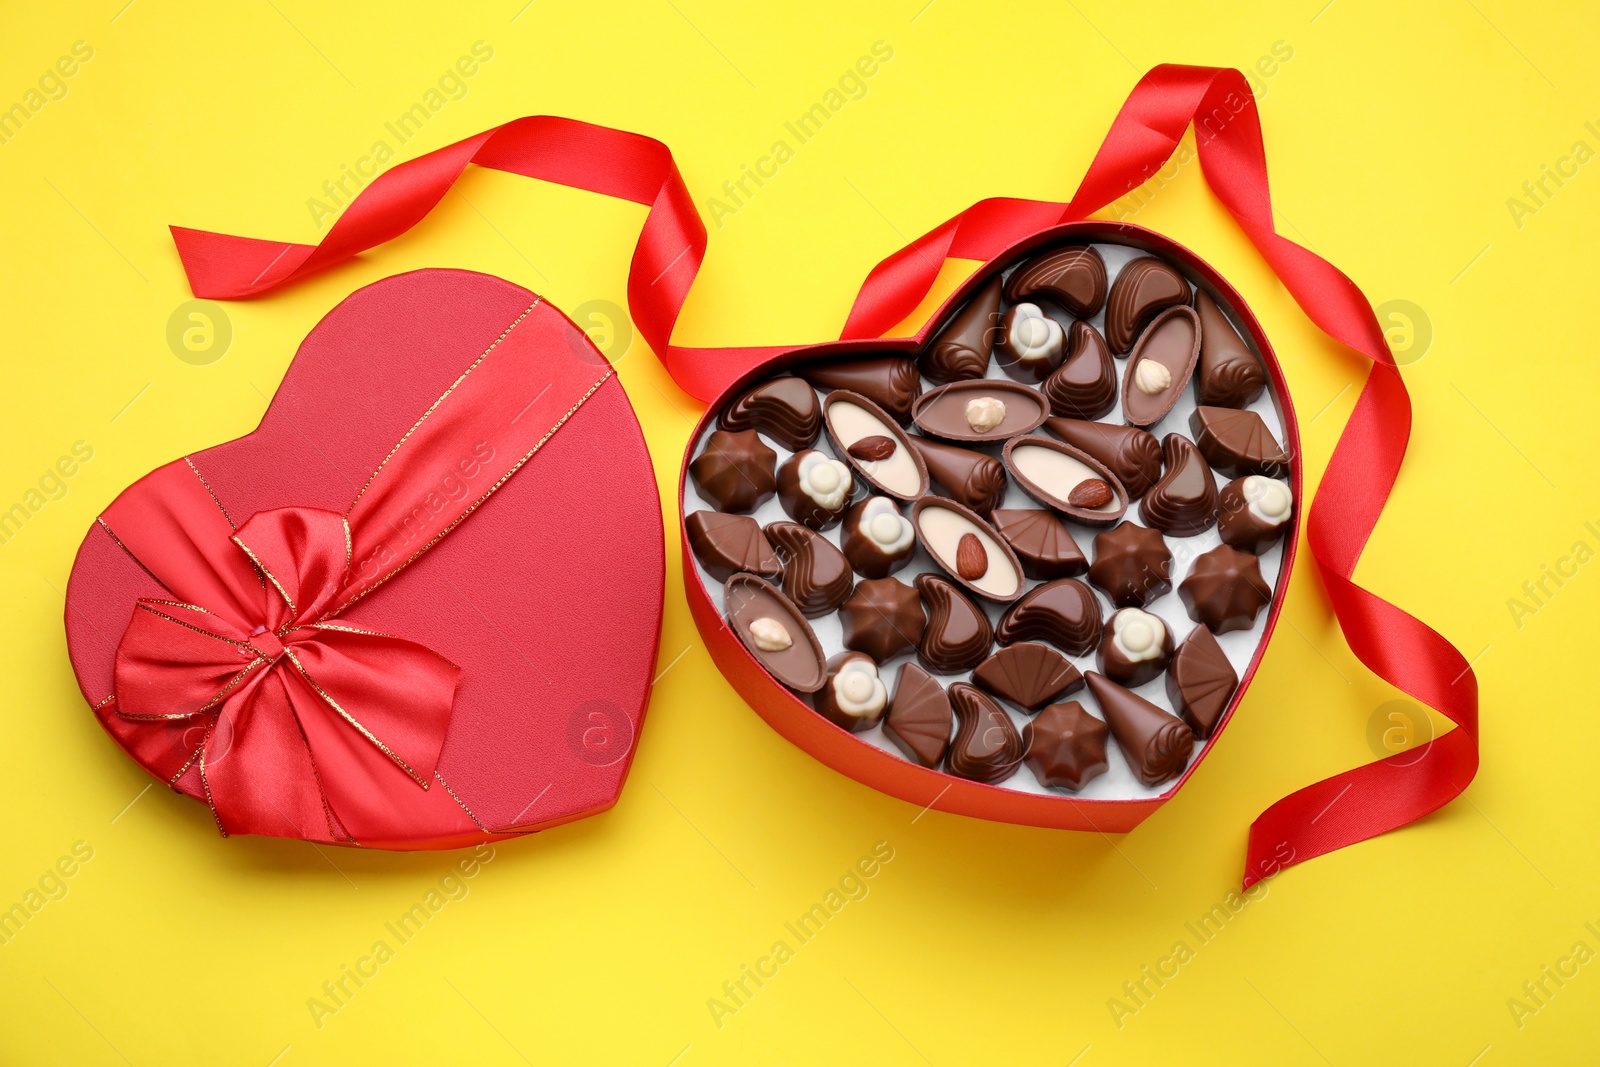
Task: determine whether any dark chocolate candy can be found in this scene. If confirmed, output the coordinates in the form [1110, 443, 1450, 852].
[1122, 306, 1201, 428]
[911, 497, 1025, 602]
[914, 573, 993, 674]
[1003, 435, 1128, 528]
[997, 303, 1066, 383]
[687, 511, 782, 582]
[1095, 607, 1175, 688]
[823, 391, 928, 501]
[1023, 701, 1110, 790]
[1166, 624, 1237, 739]
[817, 651, 890, 731]
[1041, 320, 1117, 420]
[1140, 433, 1220, 537]
[765, 521, 854, 617]
[912, 379, 1046, 442]
[839, 576, 925, 662]
[1042, 418, 1164, 500]
[1105, 256, 1190, 354]
[885, 663, 953, 767]
[946, 682, 1024, 784]
[690, 428, 777, 513]
[1178, 545, 1272, 634]
[906, 436, 1008, 517]
[1189, 406, 1290, 479]
[719, 377, 820, 451]
[1085, 671, 1195, 788]
[1087, 522, 1172, 608]
[1194, 289, 1266, 408]
[776, 449, 853, 530]
[990, 509, 1087, 580]
[996, 578, 1102, 655]
[841, 497, 916, 578]
[797, 354, 922, 423]
[1217, 475, 1293, 555]
[724, 574, 826, 692]
[921, 274, 1001, 384]
[973, 642, 1083, 711]
[1004, 245, 1108, 317]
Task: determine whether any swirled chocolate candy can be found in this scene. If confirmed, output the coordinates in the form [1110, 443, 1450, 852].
[1004, 245, 1108, 317]
[724, 574, 826, 693]
[687, 511, 782, 582]
[817, 651, 889, 732]
[885, 663, 953, 767]
[765, 521, 854, 617]
[906, 435, 1008, 517]
[1041, 321, 1117, 420]
[776, 449, 853, 530]
[1004, 436, 1128, 527]
[1122, 306, 1201, 428]
[1195, 289, 1266, 408]
[921, 274, 1000, 383]
[997, 303, 1066, 383]
[914, 573, 993, 674]
[1087, 522, 1172, 608]
[1166, 624, 1237, 739]
[797, 355, 921, 423]
[1023, 701, 1109, 790]
[1217, 475, 1293, 555]
[719, 376, 820, 451]
[911, 497, 1024, 602]
[1105, 256, 1190, 354]
[824, 391, 928, 501]
[990, 509, 1086, 580]
[912, 380, 1046, 442]
[1095, 607, 1174, 688]
[841, 497, 916, 578]
[946, 682, 1024, 784]
[690, 429, 777, 512]
[839, 576, 925, 662]
[1085, 671, 1195, 787]
[996, 579, 1101, 655]
[1140, 434, 1219, 537]
[1179, 545, 1272, 634]
[1189, 406, 1290, 479]
[973, 642, 1083, 711]
[1043, 418, 1163, 499]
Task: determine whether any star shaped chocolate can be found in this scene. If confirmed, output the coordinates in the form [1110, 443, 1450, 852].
[1023, 701, 1110, 790]
[1178, 545, 1272, 634]
[1087, 521, 1172, 607]
[839, 577, 926, 663]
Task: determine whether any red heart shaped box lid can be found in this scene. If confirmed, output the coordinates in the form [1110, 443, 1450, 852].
[64, 268, 664, 849]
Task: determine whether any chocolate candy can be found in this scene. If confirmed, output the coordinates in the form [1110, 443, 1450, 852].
[1041, 321, 1117, 420]
[906, 436, 1008, 517]
[724, 574, 827, 692]
[1122, 306, 1201, 428]
[885, 663, 953, 767]
[719, 377, 820, 451]
[1179, 544, 1272, 634]
[765, 521, 854, 617]
[997, 303, 1066, 383]
[1140, 433, 1220, 537]
[1023, 701, 1110, 790]
[990, 509, 1086, 580]
[839, 576, 925, 662]
[921, 274, 1000, 384]
[1105, 256, 1190, 354]
[912, 379, 1046, 442]
[973, 642, 1083, 711]
[1194, 289, 1266, 408]
[775, 449, 853, 530]
[996, 578, 1101, 656]
[1087, 522, 1172, 608]
[1004, 435, 1128, 527]
[1042, 418, 1163, 500]
[797, 355, 922, 424]
[1166, 624, 1237, 739]
[945, 682, 1024, 784]
[687, 511, 782, 582]
[823, 391, 928, 501]
[911, 497, 1024, 602]
[1085, 671, 1195, 787]
[1218, 475, 1293, 554]
[914, 573, 993, 674]
[817, 651, 889, 731]
[1095, 607, 1174, 688]
[690, 429, 777, 512]
[1189, 406, 1290, 479]
[1004, 245, 1108, 317]
[841, 497, 916, 578]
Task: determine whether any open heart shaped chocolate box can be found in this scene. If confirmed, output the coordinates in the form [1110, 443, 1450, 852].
[680, 222, 1301, 831]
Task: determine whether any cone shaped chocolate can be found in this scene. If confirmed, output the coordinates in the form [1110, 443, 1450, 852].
[906, 436, 1008, 516]
[1043, 418, 1163, 499]
[1194, 290, 1266, 408]
[1085, 672, 1195, 787]
[797, 355, 921, 423]
[921, 275, 1000, 384]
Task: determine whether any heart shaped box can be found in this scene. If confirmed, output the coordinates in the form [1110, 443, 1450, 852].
[66, 269, 664, 849]
[680, 222, 1302, 832]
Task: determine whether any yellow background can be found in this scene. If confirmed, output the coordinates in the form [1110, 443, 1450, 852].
[1, 1, 1595, 1063]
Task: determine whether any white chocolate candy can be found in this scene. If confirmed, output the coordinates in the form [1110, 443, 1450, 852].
[915, 503, 1020, 598]
[1009, 443, 1121, 515]
[828, 400, 922, 497]
[1132, 358, 1172, 395]
[797, 450, 852, 510]
[965, 396, 1007, 432]
[859, 497, 914, 554]
[832, 658, 887, 719]
[1242, 475, 1292, 524]
[749, 616, 793, 652]
[1004, 303, 1065, 363]
[1110, 608, 1166, 662]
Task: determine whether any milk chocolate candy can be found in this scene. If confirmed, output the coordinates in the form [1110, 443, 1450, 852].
[1189, 406, 1290, 479]
[1003, 435, 1128, 528]
[1194, 289, 1266, 408]
[910, 497, 1024, 603]
[1105, 256, 1190, 354]
[973, 642, 1083, 712]
[841, 497, 916, 578]
[997, 303, 1066, 383]
[690, 429, 777, 513]
[1217, 475, 1293, 555]
[990, 509, 1086, 580]
[912, 379, 1046, 443]
[765, 521, 854, 617]
[1140, 433, 1220, 537]
[885, 663, 953, 767]
[1122, 306, 1201, 428]
[1166, 624, 1237, 739]
[687, 511, 782, 582]
[776, 449, 853, 530]
[839, 576, 925, 662]
[1085, 671, 1195, 788]
[921, 274, 1000, 384]
[914, 573, 993, 674]
[724, 574, 826, 693]
[906, 436, 1008, 517]
[1023, 701, 1110, 790]
[797, 355, 921, 423]
[817, 651, 890, 732]
[996, 578, 1102, 656]
[1095, 607, 1174, 688]
[823, 391, 928, 501]
[1005, 245, 1108, 316]
[719, 376, 821, 451]
[946, 682, 1024, 784]
[1042, 417, 1163, 500]
[1179, 545, 1272, 634]
[1087, 522, 1172, 608]
[1041, 321, 1117, 420]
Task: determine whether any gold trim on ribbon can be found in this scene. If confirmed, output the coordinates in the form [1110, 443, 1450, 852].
[230, 534, 299, 623]
[280, 647, 429, 789]
[185, 456, 236, 529]
[435, 771, 488, 833]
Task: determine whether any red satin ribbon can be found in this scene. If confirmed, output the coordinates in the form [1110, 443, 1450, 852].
[168, 66, 1477, 885]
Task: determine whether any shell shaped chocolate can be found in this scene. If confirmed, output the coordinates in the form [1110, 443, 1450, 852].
[1139, 434, 1220, 537]
[1189, 406, 1290, 479]
[1105, 256, 1191, 354]
[945, 682, 1024, 784]
[686, 511, 782, 582]
[1165, 624, 1237, 740]
[989, 509, 1086, 580]
[719, 377, 821, 451]
[1043, 418, 1164, 500]
[885, 663, 954, 767]
[972, 642, 1083, 711]
[797, 355, 922, 423]
[921, 274, 1000, 384]
[995, 578, 1102, 656]
[1041, 320, 1117, 420]
[1195, 289, 1266, 408]
[765, 521, 854, 617]
[1004, 245, 1108, 317]
[906, 436, 1008, 517]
